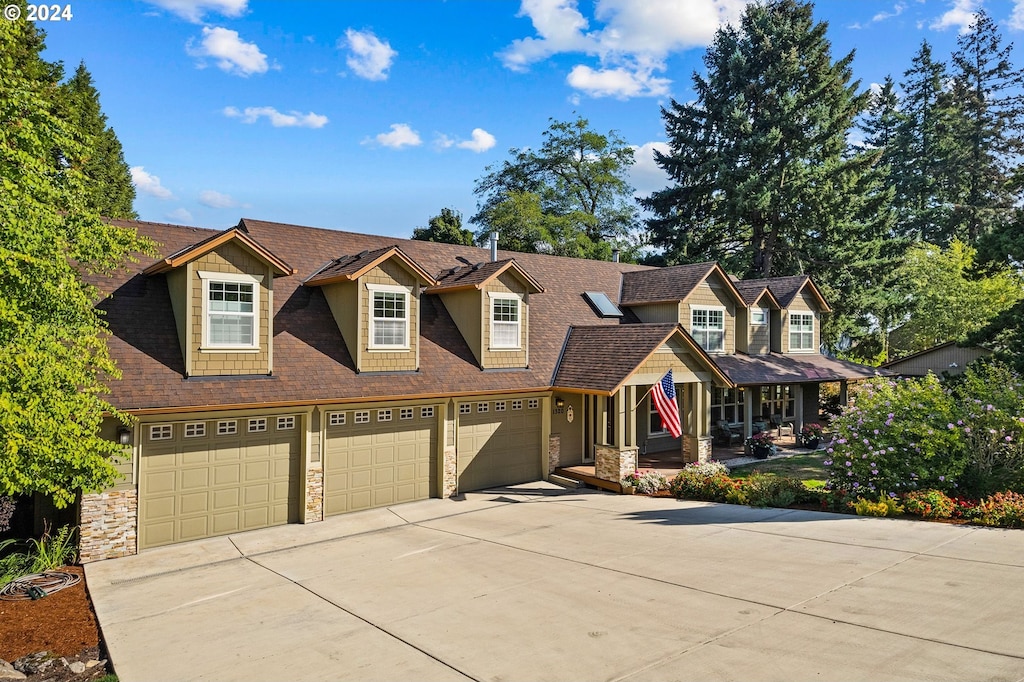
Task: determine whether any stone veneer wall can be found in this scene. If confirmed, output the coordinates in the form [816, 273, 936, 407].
[442, 445, 457, 497]
[595, 445, 637, 484]
[682, 436, 713, 464]
[548, 435, 560, 472]
[79, 490, 137, 563]
[305, 466, 323, 523]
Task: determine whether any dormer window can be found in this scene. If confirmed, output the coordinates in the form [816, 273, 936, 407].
[789, 312, 815, 351]
[199, 271, 262, 350]
[691, 306, 725, 353]
[368, 284, 409, 349]
[490, 294, 521, 349]
[751, 308, 769, 325]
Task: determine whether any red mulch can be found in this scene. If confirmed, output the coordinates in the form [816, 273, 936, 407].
[0, 566, 101, 661]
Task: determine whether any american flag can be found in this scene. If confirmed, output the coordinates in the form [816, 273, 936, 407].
[651, 370, 682, 439]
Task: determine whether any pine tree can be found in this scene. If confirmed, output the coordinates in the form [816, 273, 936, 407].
[643, 0, 900, 349]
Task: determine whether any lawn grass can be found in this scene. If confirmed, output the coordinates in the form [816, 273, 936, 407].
[728, 451, 829, 488]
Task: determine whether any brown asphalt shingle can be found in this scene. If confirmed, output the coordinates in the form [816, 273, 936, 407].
[713, 352, 890, 386]
[620, 262, 717, 304]
[552, 324, 680, 394]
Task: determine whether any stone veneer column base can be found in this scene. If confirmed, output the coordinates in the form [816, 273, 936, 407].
[594, 445, 637, 485]
[682, 436, 712, 464]
[696, 436, 712, 463]
[79, 490, 138, 563]
[548, 435, 561, 473]
[304, 467, 324, 523]
[442, 446, 458, 497]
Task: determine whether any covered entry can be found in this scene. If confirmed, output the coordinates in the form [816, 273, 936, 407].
[139, 414, 301, 549]
[456, 398, 544, 492]
[323, 405, 438, 516]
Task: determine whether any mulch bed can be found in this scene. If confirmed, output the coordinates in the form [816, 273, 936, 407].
[0, 566, 113, 681]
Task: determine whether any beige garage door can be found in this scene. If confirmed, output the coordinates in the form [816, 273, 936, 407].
[457, 398, 543, 492]
[323, 406, 437, 516]
[139, 415, 301, 549]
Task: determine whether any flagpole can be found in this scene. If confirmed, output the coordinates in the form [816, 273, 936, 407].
[632, 370, 671, 411]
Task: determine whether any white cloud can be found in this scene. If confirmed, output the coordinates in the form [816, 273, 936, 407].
[341, 29, 397, 81]
[130, 166, 173, 199]
[1010, 0, 1024, 30]
[434, 133, 455, 150]
[146, 0, 247, 23]
[167, 208, 194, 223]
[199, 189, 241, 208]
[366, 123, 422, 149]
[930, 0, 980, 32]
[629, 142, 671, 197]
[499, 0, 749, 99]
[456, 128, 497, 153]
[223, 106, 329, 128]
[187, 26, 269, 76]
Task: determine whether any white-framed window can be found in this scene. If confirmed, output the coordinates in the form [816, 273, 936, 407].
[511, 400, 522, 410]
[421, 406, 435, 419]
[354, 410, 370, 424]
[751, 308, 769, 325]
[149, 424, 173, 441]
[198, 271, 262, 350]
[378, 409, 392, 422]
[328, 412, 346, 426]
[400, 408, 414, 420]
[528, 398, 539, 409]
[711, 387, 746, 425]
[248, 418, 267, 433]
[276, 416, 295, 430]
[789, 312, 815, 351]
[367, 284, 410, 349]
[495, 401, 506, 412]
[489, 293, 521, 349]
[460, 403, 471, 414]
[691, 306, 726, 353]
[649, 408, 668, 436]
[477, 402, 489, 413]
[184, 422, 206, 438]
[217, 420, 237, 435]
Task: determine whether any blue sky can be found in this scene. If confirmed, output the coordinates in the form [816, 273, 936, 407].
[37, 0, 1024, 239]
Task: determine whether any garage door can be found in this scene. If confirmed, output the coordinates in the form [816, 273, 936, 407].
[323, 405, 437, 516]
[457, 398, 543, 492]
[139, 415, 301, 549]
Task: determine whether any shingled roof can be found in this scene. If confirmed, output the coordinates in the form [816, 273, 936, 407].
[740, 275, 831, 312]
[303, 245, 436, 287]
[426, 258, 544, 294]
[620, 262, 745, 307]
[713, 352, 890, 386]
[732, 280, 782, 308]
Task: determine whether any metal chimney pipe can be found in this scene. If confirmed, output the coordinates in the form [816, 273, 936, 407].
[612, 248, 620, 263]
[490, 231, 499, 262]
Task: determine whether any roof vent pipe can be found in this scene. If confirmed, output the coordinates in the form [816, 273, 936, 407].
[490, 231, 499, 262]
[612, 248, 620, 263]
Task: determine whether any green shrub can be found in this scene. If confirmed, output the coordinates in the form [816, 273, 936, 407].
[852, 494, 904, 517]
[974, 491, 1024, 528]
[740, 473, 805, 508]
[902, 489, 955, 519]
[670, 461, 735, 502]
[29, 525, 77, 571]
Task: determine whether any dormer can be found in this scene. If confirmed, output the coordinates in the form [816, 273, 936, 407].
[732, 281, 782, 355]
[426, 259, 544, 370]
[756, 275, 831, 354]
[143, 226, 296, 377]
[304, 246, 436, 373]
[621, 263, 745, 355]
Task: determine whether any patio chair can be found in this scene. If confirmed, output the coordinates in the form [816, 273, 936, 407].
[770, 414, 794, 438]
[713, 420, 743, 446]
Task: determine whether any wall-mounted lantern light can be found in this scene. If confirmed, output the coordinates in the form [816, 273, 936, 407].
[117, 426, 132, 446]
[555, 397, 565, 408]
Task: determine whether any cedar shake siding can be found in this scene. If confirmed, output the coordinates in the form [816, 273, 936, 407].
[358, 259, 421, 373]
[681, 277, 737, 355]
[481, 272, 529, 369]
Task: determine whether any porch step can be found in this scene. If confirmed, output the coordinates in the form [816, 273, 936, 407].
[548, 474, 584, 489]
[553, 467, 623, 494]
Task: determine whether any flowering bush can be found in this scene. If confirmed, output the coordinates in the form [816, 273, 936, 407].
[902, 489, 955, 519]
[0, 496, 14, 534]
[825, 375, 966, 496]
[621, 469, 667, 495]
[669, 461, 735, 502]
[746, 432, 776, 447]
[801, 423, 825, 438]
[974, 491, 1024, 528]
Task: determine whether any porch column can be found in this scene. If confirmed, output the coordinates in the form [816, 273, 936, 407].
[743, 387, 753, 438]
[793, 384, 804, 436]
[614, 386, 627, 449]
[839, 380, 849, 407]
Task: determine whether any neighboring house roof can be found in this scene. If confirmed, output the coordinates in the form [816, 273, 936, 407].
[713, 352, 890, 386]
[303, 245, 436, 287]
[620, 262, 744, 306]
[142, 225, 296, 277]
[426, 258, 545, 294]
[880, 341, 992, 376]
[552, 324, 733, 395]
[732, 281, 782, 308]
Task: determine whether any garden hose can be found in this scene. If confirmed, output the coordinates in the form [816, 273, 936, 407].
[0, 571, 81, 600]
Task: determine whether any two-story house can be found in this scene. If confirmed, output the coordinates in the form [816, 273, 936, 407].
[78, 217, 883, 562]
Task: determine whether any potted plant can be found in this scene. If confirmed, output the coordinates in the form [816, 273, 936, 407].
[746, 432, 776, 459]
[799, 422, 825, 449]
[620, 470, 641, 494]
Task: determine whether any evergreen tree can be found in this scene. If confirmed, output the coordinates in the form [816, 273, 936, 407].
[946, 10, 1024, 243]
[643, 0, 900, 349]
[411, 207, 474, 246]
[59, 63, 137, 219]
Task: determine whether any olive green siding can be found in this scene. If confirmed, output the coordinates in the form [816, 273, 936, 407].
[189, 243, 273, 377]
[357, 260, 420, 372]
[165, 268, 188, 365]
[781, 289, 820, 354]
[885, 345, 992, 377]
[321, 280, 360, 369]
[550, 392, 584, 466]
[482, 272, 529, 369]
[748, 310, 771, 355]
[682, 278, 736, 355]
[630, 302, 680, 324]
[771, 309, 783, 352]
[438, 289, 483, 365]
[633, 342, 707, 383]
[736, 307, 749, 353]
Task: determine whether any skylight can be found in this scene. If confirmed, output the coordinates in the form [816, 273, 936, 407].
[584, 291, 623, 318]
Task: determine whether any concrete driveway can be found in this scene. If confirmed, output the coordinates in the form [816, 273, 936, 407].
[86, 484, 1024, 682]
